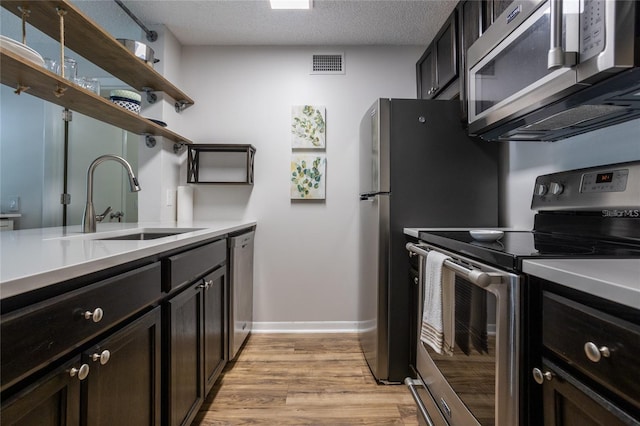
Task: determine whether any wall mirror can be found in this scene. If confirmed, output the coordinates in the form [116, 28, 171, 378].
[0, 2, 144, 230]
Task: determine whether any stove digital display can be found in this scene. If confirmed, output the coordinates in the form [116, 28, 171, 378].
[580, 169, 628, 193]
[596, 172, 614, 183]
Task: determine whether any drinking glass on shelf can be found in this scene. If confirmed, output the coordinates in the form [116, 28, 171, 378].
[63, 57, 77, 81]
[83, 78, 100, 95]
[43, 58, 58, 74]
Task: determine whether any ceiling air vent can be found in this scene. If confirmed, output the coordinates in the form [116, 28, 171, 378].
[311, 53, 345, 75]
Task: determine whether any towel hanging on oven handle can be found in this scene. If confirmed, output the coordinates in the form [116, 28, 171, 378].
[406, 242, 504, 288]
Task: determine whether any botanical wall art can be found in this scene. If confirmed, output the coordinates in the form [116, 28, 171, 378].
[291, 105, 326, 149]
[290, 154, 326, 199]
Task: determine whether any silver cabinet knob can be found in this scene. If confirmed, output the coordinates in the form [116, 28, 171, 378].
[584, 342, 610, 363]
[91, 349, 111, 365]
[69, 364, 90, 380]
[413, 277, 419, 285]
[532, 367, 554, 384]
[84, 308, 104, 323]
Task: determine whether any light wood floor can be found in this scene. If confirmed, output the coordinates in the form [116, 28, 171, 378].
[192, 333, 419, 425]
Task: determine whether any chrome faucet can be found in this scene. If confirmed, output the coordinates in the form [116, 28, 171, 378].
[82, 154, 141, 233]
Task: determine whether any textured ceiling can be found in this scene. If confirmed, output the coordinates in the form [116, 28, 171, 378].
[80, 0, 458, 46]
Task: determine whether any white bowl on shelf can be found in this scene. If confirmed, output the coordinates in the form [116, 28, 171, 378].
[0, 35, 44, 67]
[469, 230, 504, 242]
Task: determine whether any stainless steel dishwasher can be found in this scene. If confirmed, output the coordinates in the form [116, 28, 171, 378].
[228, 230, 255, 360]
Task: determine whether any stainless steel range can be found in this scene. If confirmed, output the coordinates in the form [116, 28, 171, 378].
[405, 161, 640, 426]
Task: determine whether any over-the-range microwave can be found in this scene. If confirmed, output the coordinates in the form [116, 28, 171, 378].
[467, 0, 640, 142]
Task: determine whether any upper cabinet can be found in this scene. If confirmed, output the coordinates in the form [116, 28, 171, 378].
[416, 0, 513, 118]
[457, 0, 487, 118]
[485, 0, 515, 28]
[0, 0, 194, 144]
[416, 9, 459, 100]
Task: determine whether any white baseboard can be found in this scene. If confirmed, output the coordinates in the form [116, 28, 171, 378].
[251, 321, 360, 333]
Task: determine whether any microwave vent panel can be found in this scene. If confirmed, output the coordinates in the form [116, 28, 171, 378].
[311, 53, 345, 74]
[523, 105, 628, 131]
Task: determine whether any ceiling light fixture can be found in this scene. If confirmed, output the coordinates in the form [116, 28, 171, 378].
[270, 0, 312, 10]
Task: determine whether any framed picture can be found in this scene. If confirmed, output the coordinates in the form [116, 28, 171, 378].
[290, 153, 326, 199]
[291, 105, 326, 149]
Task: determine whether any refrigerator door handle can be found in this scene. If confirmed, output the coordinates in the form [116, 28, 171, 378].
[359, 191, 390, 200]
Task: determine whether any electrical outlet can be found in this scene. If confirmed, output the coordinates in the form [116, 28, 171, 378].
[8, 196, 19, 212]
[166, 189, 175, 207]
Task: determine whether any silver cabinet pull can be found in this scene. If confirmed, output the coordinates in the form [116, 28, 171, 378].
[84, 308, 104, 323]
[532, 367, 554, 384]
[91, 349, 111, 365]
[197, 279, 213, 289]
[413, 277, 419, 285]
[584, 342, 610, 363]
[69, 364, 90, 380]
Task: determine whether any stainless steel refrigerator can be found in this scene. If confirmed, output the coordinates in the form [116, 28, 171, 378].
[358, 99, 499, 383]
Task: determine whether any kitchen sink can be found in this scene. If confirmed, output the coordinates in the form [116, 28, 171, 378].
[96, 228, 203, 241]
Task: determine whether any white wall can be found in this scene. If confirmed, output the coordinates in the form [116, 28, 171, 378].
[502, 119, 640, 229]
[137, 25, 186, 223]
[179, 45, 421, 330]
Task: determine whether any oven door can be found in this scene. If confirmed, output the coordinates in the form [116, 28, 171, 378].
[467, 0, 580, 135]
[406, 243, 521, 426]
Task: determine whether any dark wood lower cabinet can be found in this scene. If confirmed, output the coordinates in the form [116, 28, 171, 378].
[203, 267, 227, 395]
[83, 307, 161, 426]
[1, 308, 161, 426]
[540, 360, 637, 426]
[2, 236, 235, 426]
[166, 283, 204, 426]
[166, 264, 228, 426]
[1, 356, 82, 426]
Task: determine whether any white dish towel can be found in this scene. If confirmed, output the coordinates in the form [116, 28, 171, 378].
[421, 250, 454, 355]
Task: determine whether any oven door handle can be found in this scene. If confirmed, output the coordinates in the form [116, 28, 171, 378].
[406, 242, 503, 288]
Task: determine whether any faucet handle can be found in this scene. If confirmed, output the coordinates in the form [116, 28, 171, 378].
[96, 206, 112, 222]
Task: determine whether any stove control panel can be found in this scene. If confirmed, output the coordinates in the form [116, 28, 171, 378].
[531, 161, 640, 211]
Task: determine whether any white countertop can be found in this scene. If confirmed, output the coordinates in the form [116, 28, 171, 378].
[0, 220, 256, 300]
[523, 259, 640, 309]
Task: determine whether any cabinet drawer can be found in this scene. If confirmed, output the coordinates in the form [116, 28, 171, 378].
[542, 291, 640, 408]
[163, 239, 226, 292]
[1, 262, 161, 392]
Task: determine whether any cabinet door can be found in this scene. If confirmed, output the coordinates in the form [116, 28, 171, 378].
[417, 47, 436, 99]
[166, 284, 204, 426]
[486, 0, 514, 26]
[540, 361, 638, 426]
[203, 266, 227, 395]
[458, 0, 485, 118]
[1, 356, 82, 426]
[83, 308, 161, 426]
[434, 10, 458, 97]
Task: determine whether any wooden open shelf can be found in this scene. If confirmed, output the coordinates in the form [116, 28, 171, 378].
[1, 48, 193, 144]
[1, 0, 194, 107]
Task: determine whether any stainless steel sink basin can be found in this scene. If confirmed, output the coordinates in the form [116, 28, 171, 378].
[96, 228, 203, 241]
[99, 232, 182, 241]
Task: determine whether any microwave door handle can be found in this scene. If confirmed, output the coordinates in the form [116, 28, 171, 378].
[548, 0, 577, 69]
